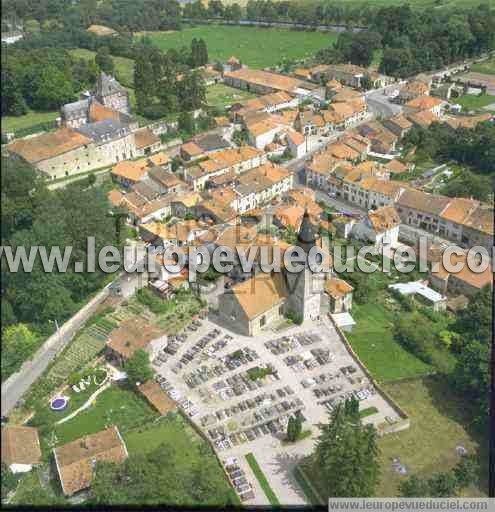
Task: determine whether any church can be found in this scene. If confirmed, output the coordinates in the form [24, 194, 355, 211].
[217, 210, 330, 336]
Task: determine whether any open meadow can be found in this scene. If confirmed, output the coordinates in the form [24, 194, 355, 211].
[135, 25, 337, 68]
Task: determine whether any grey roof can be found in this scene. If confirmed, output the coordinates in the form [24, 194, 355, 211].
[75, 119, 130, 143]
[296, 209, 317, 253]
[61, 99, 89, 120]
[96, 72, 126, 97]
[195, 133, 230, 152]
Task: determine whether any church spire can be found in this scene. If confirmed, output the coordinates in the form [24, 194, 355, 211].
[296, 208, 318, 253]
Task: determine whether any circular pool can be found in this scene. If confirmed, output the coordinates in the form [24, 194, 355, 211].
[50, 396, 69, 411]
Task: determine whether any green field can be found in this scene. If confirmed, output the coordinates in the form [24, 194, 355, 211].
[136, 25, 337, 68]
[346, 302, 433, 383]
[69, 48, 135, 88]
[303, 376, 488, 498]
[378, 377, 488, 497]
[456, 93, 495, 111]
[123, 413, 198, 455]
[2, 110, 59, 133]
[206, 83, 256, 110]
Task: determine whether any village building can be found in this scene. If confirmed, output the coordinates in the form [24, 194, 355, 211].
[397, 80, 430, 104]
[404, 95, 447, 117]
[324, 278, 354, 314]
[230, 91, 298, 123]
[139, 219, 207, 248]
[86, 24, 118, 37]
[382, 114, 413, 138]
[218, 211, 327, 335]
[53, 427, 128, 496]
[224, 67, 322, 99]
[350, 205, 401, 252]
[1, 426, 42, 474]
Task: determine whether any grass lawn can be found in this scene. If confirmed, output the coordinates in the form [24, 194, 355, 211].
[245, 452, 280, 505]
[49, 384, 158, 446]
[2, 110, 59, 133]
[456, 93, 495, 111]
[346, 302, 433, 383]
[206, 83, 256, 111]
[124, 412, 198, 455]
[377, 376, 488, 497]
[69, 48, 135, 88]
[302, 376, 488, 498]
[470, 57, 495, 75]
[137, 25, 337, 68]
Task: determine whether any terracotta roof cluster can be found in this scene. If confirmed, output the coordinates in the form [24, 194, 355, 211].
[406, 109, 438, 128]
[232, 91, 293, 115]
[235, 163, 292, 195]
[53, 426, 128, 496]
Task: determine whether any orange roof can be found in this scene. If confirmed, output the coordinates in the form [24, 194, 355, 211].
[444, 113, 492, 129]
[327, 142, 360, 161]
[227, 56, 240, 65]
[107, 317, 163, 359]
[386, 159, 408, 174]
[147, 152, 170, 167]
[287, 130, 305, 146]
[247, 117, 282, 137]
[8, 128, 91, 163]
[138, 380, 177, 415]
[225, 68, 313, 94]
[462, 205, 494, 235]
[326, 79, 343, 90]
[2, 426, 42, 466]
[107, 189, 124, 207]
[214, 116, 230, 127]
[53, 426, 127, 496]
[407, 109, 438, 127]
[181, 141, 203, 157]
[405, 95, 445, 110]
[325, 278, 353, 298]
[367, 205, 401, 232]
[111, 159, 148, 182]
[89, 101, 120, 122]
[208, 187, 238, 206]
[427, 246, 493, 290]
[228, 272, 288, 320]
[134, 128, 160, 149]
[440, 197, 478, 224]
[275, 205, 305, 229]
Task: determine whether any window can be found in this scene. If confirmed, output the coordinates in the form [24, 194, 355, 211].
[260, 316, 266, 327]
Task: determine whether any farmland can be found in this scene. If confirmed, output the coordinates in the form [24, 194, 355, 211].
[135, 25, 337, 68]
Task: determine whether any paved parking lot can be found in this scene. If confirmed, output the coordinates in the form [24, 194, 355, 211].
[152, 315, 400, 505]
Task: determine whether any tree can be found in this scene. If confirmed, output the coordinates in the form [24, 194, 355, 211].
[314, 398, 380, 497]
[453, 455, 478, 489]
[1, 324, 38, 380]
[1, 463, 17, 499]
[400, 474, 432, 497]
[286, 415, 301, 442]
[32, 65, 74, 110]
[124, 348, 152, 385]
[95, 46, 114, 75]
[178, 111, 194, 134]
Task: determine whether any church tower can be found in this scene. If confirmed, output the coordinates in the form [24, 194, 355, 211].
[285, 209, 324, 322]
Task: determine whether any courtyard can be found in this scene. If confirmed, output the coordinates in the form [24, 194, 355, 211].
[152, 315, 403, 505]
